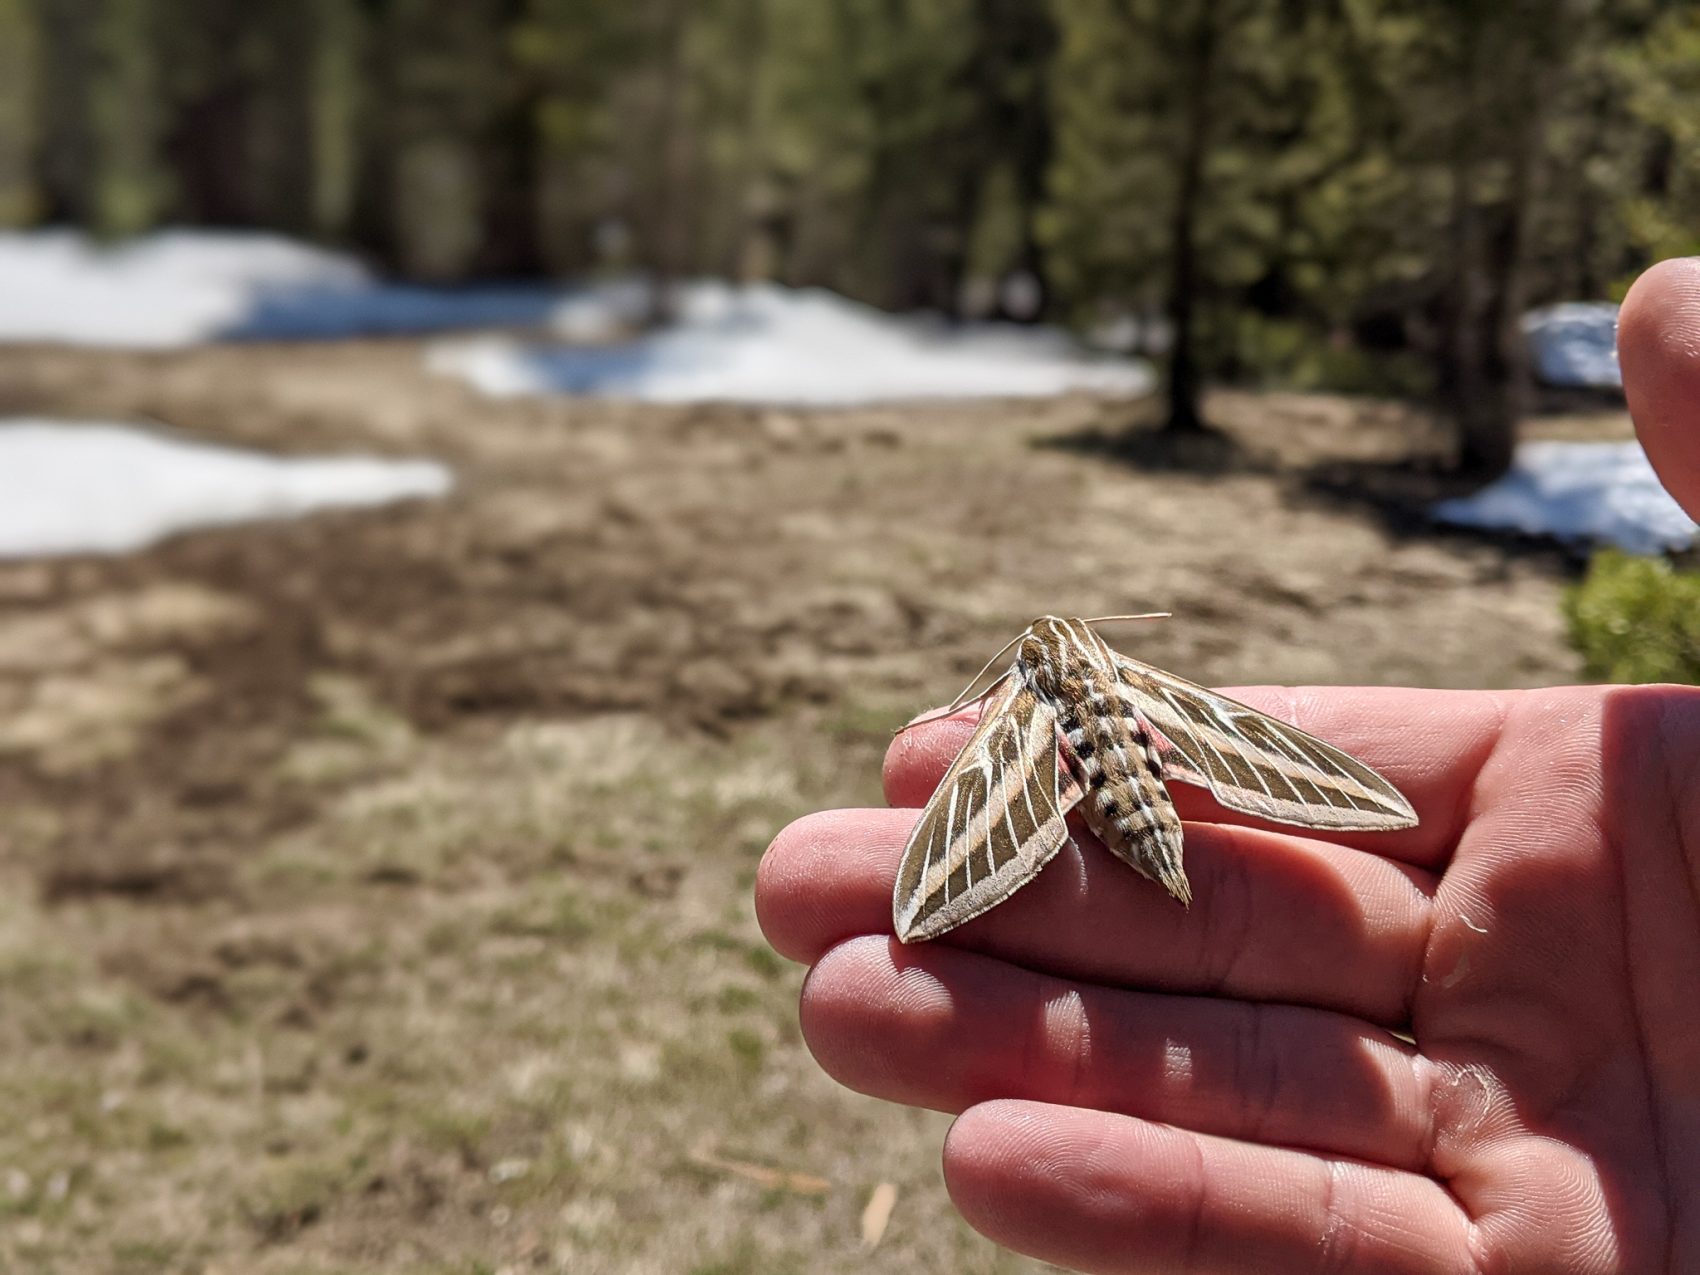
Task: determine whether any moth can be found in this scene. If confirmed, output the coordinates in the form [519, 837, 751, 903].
[892, 615, 1418, 942]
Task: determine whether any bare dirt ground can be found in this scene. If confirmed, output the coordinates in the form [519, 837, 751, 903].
[0, 340, 1607, 1273]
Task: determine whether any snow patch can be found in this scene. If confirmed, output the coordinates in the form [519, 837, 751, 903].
[0, 419, 451, 558]
[0, 229, 558, 347]
[429, 281, 1152, 405]
[1433, 441, 1693, 554]
[1524, 302, 1621, 390]
[1, 230, 1151, 403]
[0, 230, 1631, 406]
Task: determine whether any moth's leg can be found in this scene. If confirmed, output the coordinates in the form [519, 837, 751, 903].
[1135, 716, 1169, 787]
[1054, 725, 1091, 799]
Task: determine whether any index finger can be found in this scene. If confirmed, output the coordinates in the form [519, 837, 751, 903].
[885, 685, 1511, 870]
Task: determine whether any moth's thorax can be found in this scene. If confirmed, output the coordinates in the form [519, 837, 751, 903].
[1012, 616, 1187, 898]
[1016, 616, 1118, 705]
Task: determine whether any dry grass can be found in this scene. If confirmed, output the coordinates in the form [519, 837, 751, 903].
[0, 341, 1604, 1272]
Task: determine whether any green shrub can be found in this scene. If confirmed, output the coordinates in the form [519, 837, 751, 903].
[1563, 549, 1700, 684]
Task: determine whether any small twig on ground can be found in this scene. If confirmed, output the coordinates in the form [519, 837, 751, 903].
[687, 1141, 831, 1195]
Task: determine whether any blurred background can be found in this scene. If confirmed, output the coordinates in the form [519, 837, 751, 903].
[0, 2, 1696, 1272]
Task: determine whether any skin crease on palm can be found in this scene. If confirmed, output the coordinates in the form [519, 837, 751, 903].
[756, 258, 1700, 1275]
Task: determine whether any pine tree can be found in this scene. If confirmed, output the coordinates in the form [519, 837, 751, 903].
[88, 0, 170, 236]
[32, 0, 101, 226]
[1619, 5, 1700, 265]
[1049, 0, 1328, 435]
[0, 0, 38, 226]
[1340, 0, 1675, 474]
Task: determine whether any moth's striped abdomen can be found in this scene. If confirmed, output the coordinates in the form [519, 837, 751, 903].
[1032, 618, 1192, 905]
[1065, 707, 1191, 906]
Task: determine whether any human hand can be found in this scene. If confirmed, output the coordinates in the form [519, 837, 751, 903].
[755, 264, 1700, 1273]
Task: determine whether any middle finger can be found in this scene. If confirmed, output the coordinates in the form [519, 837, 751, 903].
[758, 806, 1437, 1026]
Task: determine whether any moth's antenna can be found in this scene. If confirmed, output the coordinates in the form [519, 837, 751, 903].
[894, 671, 1012, 736]
[1080, 612, 1171, 625]
[894, 628, 1028, 736]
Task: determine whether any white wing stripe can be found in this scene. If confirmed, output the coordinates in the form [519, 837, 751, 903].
[1118, 657, 1416, 830]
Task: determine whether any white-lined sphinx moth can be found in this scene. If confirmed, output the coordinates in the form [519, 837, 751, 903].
[893, 616, 1417, 942]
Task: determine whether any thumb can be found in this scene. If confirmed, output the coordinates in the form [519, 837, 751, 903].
[1619, 257, 1700, 522]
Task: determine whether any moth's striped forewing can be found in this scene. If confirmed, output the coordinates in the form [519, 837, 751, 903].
[1111, 656, 1418, 830]
[892, 678, 1084, 943]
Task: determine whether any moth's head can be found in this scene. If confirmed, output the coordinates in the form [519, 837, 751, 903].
[1019, 613, 1170, 669]
[1018, 616, 1072, 665]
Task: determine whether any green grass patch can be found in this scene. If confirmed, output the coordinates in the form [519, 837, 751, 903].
[726, 1028, 766, 1073]
[488, 889, 599, 943]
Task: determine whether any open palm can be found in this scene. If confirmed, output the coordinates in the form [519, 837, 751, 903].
[760, 684, 1700, 1272]
[757, 261, 1700, 1274]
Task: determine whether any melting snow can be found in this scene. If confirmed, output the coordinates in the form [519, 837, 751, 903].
[1433, 440, 1693, 554]
[0, 419, 451, 558]
[428, 281, 1152, 405]
[1524, 302, 1621, 390]
[0, 229, 557, 347]
[0, 230, 1150, 404]
[9, 228, 1619, 408]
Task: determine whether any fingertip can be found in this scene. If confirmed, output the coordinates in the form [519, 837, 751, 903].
[753, 810, 855, 963]
[797, 932, 895, 1019]
[752, 834, 807, 964]
[943, 1099, 1043, 1177]
[946, 1098, 1114, 1171]
[797, 934, 924, 1093]
[940, 1101, 1025, 1230]
[943, 1101, 1133, 1267]
[1619, 257, 1700, 520]
[754, 808, 914, 962]
[882, 711, 977, 806]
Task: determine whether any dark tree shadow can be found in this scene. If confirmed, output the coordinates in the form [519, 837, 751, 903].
[1038, 418, 1269, 478]
[1039, 390, 1645, 571]
[1294, 454, 1592, 570]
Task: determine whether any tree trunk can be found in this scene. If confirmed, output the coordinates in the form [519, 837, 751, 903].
[479, 97, 543, 277]
[643, 0, 690, 327]
[937, 163, 983, 321]
[348, 2, 398, 267]
[983, 0, 1056, 322]
[34, 0, 100, 225]
[0, 0, 40, 226]
[1438, 139, 1498, 473]
[478, 0, 545, 277]
[1163, 0, 1222, 434]
[720, 0, 769, 283]
[1459, 143, 1537, 480]
[246, 0, 318, 237]
[1442, 17, 1557, 480]
[166, 82, 251, 225]
[90, 0, 168, 237]
[309, 0, 363, 241]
